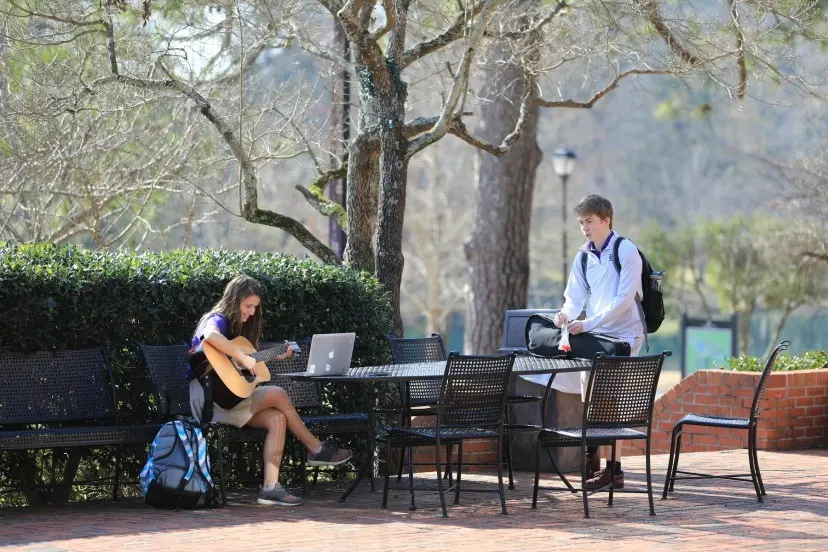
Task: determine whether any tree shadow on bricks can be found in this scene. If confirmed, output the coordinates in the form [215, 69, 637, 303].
[0, 450, 825, 548]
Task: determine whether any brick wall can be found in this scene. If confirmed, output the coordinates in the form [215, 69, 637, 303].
[398, 369, 827, 472]
[625, 369, 828, 456]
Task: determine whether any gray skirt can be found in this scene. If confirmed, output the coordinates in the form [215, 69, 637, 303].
[189, 379, 259, 428]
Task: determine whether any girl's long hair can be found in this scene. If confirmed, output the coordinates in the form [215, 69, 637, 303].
[196, 275, 264, 348]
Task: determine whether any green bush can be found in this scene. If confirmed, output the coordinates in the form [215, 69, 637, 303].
[0, 242, 393, 505]
[714, 350, 828, 372]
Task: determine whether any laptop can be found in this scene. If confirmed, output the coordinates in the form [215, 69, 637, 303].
[305, 333, 356, 376]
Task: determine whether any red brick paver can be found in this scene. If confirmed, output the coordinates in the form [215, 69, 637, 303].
[1, 449, 826, 551]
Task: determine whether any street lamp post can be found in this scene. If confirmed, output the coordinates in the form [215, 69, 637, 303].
[552, 148, 577, 297]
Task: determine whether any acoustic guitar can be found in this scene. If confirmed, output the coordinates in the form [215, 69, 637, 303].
[189, 336, 291, 410]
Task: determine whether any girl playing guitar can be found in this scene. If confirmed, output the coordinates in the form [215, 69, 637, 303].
[187, 275, 352, 506]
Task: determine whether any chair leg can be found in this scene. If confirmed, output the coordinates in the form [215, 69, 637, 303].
[445, 443, 453, 485]
[662, 426, 680, 499]
[367, 428, 376, 493]
[608, 441, 616, 507]
[750, 426, 766, 495]
[580, 442, 590, 519]
[504, 406, 515, 490]
[532, 436, 542, 509]
[646, 435, 655, 516]
[312, 467, 320, 488]
[110, 449, 120, 501]
[435, 442, 448, 518]
[337, 434, 368, 503]
[546, 448, 577, 492]
[747, 428, 763, 502]
[216, 431, 227, 507]
[396, 446, 405, 483]
[407, 442, 417, 511]
[454, 441, 463, 505]
[669, 432, 682, 492]
[496, 433, 507, 515]
[382, 438, 392, 509]
[300, 446, 309, 497]
[506, 430, 515, 490]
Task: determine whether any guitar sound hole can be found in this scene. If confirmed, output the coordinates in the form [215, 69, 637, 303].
[231, 360, 258, 382]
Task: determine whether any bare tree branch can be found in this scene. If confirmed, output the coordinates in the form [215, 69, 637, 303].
[407, 0, 504, 159]
[492, 1, 568, 40]
[103, 1, 119, 75]
[77, 60, 338, 262]
[400, 1, 486, 69]
[294, 164, 348, 229]
[636, 0, 701, 65]
[369, 0, 395, 40]
[536, 68, 676, 108]
[446, 89, 534, 156]
[729, 0, 747, 100]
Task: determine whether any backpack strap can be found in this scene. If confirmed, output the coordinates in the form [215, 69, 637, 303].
[173, 420, 197, 491]
[197, 374, 214, 425]
[612, 236, 624, 274]
[613, 236, 650, 351]
[192, 426, 214, 491]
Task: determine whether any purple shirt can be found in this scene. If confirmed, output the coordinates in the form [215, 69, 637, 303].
[588, 231, 615, 259]
[186, 313, 233, 379]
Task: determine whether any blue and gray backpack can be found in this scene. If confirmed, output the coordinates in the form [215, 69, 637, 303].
[140, 419, 217, 510]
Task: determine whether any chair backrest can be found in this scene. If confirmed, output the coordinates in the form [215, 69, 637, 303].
[260, 339, 321, 410]
[750, 340, 790, 423]
[0, 348, 117, 424]
[583, 352, 669, 429]
[138, 342, 192, 420]
[385, 333, 447, 405]
[437, 352, 516, 429]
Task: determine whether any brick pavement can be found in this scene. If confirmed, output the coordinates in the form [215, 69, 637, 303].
[1, 449, 826, 551]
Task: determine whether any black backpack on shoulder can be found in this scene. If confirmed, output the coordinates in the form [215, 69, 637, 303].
[580, 236, 665, 334]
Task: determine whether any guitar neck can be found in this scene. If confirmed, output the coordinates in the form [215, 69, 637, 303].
[250, 343, 287, 363]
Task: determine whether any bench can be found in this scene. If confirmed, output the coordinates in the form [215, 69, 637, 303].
[0, 348, 161, 501]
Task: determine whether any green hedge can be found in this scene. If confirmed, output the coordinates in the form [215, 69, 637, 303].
[714, 350, 827, 372]
[0, 243, 393, 505]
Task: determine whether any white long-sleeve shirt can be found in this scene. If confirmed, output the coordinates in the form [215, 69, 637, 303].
[549, 232, 645, 395]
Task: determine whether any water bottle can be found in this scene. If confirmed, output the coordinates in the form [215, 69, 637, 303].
[650, 271, 665, 292]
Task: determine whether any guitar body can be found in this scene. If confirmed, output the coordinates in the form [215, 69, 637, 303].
[201, 336, 272, 410]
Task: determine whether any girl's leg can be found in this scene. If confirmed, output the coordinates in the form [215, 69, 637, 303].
[246, 408, 287, 487]
[250, 387, 322, 451]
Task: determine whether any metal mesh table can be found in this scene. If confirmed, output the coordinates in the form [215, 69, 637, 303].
[284, 355, 592, 382]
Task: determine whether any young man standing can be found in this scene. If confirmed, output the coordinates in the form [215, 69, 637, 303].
[551, 194, 645, 489]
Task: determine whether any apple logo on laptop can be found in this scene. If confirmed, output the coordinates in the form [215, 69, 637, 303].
[329, 350, 335, 359]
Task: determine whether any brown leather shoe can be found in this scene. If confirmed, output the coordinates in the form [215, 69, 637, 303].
[584, 467, 624, 490]
[584, 452, 601, 480]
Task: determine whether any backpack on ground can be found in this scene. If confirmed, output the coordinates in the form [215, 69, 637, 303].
[580, 236, 666, 335]
[140, 419, 218, 510]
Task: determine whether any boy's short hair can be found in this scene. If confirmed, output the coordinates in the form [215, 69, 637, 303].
[574, 194, 613, 229]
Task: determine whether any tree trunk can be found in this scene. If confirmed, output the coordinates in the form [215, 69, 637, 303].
[373, 80, 409, 336]
[764, 303, 797, 358]
[328, 20, 350, 259]
[343, 41, 382, 274]
[343, 6, 409, 335]
[739, 302, 755, 355]
[464, 29, 542, 354]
